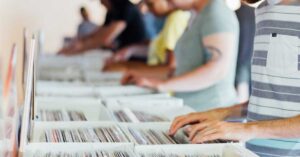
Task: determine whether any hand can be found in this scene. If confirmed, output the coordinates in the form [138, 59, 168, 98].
[121, 71, 165, 90]
[114, 47, 131, 62]
[136, 77, 165, 90]
[105, 47, 131, 65]
[169, 108, 231, 136]
[186, 121, 254, 143]
[103, 62, 129, 72]
[58, 40, 84, 56]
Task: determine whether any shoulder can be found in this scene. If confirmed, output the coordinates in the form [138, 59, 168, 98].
[203, 0, 238, 27]
[200, 0, 239, 36]
[165, 11, 190, 26]
[123, 3, 139, 15]
[203, 0, 236, 20]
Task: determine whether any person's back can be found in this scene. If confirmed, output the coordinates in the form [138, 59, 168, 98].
[104, 2, 147, 49]
[174, 0, 239, 111]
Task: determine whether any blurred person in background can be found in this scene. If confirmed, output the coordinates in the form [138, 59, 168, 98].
[77, 6, 98, 38]
[169, 0, 300, 156]
[122, 0, 239, 112]
[103, 0, 191, 79]
[235, 3, 255, 103]
[59, 0, 147, 56]
[138, 1, 166, 41]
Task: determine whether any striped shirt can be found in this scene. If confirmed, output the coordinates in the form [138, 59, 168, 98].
[246, 1, 300, 156]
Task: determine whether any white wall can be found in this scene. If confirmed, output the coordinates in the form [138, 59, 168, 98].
[0, 0, 108, 80]
[0, 0, 106, 54]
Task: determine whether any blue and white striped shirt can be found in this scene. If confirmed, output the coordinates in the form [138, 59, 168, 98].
[247, 1, 300, 156]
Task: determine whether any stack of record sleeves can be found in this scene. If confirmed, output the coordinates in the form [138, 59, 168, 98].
[139, 153, 220, 157]
[128, 128, 187, 145]
[39, 110, 87, 121]
[33, 151, 130, 157]
[114, 109, 168, 122]
[41, 127, 129, 143]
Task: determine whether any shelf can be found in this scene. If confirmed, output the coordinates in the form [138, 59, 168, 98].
[107, 103, 194, 123]
[24, 142, 136, 157]
[31, 121, 131, 143]
[37, 84, 155, 98]
[83, 71, 123, 86]
[35, 103, 112, 122]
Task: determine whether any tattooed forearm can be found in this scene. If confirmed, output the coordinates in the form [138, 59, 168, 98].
[205, 46, 223, 61]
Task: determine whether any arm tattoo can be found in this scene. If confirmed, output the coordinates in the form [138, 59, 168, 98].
[205, 46, 223, 61]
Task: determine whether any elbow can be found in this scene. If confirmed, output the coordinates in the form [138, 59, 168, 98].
[211, 62, 230, 84]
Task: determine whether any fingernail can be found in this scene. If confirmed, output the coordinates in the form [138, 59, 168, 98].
[186, 127, 191, 132]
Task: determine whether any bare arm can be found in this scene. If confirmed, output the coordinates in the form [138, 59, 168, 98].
[158, 32, 237, 92]
[81, 21, 127, 50]
[186, 113, 300, 143]
[59, 21, 126, 55]
[173, 103, 300, 143]
[248, 115, 300, 139]
[169, 102, 247, 135]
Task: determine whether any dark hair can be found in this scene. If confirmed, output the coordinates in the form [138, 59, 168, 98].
[80, 6, 89, 20]
[243, 0, 263, 4]
[80, 7, 86, 13]
[110, 0, 131, 10]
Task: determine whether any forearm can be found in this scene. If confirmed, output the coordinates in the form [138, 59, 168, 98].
[77, 29, 108, 52]
[247, 115, 300, 139]
[130, 65, 173, 79]
[159, 61, 226, 92]
[225, 102, 248, 119]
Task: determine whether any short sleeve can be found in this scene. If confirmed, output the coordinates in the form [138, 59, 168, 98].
[161, 11, 190, 51]
[200, 2, 238, 37]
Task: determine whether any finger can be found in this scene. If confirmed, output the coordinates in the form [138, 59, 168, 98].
[192, 132, 221, 144]
[135, 77, 147, 87]
[169, 115, 201, 135]
[183, 126, 192, 135]
[121, 73, 133, 85]
[169, 115, 190, 135]
[136, 78, 152, 88]
[191, 128, 218, 142]
[169, 115, 188, 134]
[188, 122, 212, 140]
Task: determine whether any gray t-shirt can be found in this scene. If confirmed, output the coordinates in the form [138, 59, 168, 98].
[174, 0, 239, 111]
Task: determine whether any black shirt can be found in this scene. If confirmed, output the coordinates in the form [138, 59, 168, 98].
[104, 3, 147, 50]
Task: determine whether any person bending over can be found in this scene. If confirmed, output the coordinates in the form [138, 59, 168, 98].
[169, 0, 300, 156]
[104, 0, 190, 79]
[122, 0, 239, 111]
[59, 0, 147, 56]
